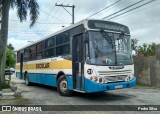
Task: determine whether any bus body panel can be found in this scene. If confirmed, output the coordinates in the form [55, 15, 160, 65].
[16, 57, 73, 87]
[15, 19, 136, 94]
[67, 75, 136, 93]
[84, 77, 136, 93]
[84, 64, 134, 79]
[16, 69, 136, 93]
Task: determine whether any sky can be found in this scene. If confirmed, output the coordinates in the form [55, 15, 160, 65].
[8, 0, 160, 50]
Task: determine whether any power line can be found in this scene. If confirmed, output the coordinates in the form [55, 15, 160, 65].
[54, 0, 67, 17]
[9, 19, 69, 24]
[103, 0, 146, 19]
[7, 31, 60, 34]
[44, 0, 63, 21]
[8, 29, 63, 33]
[107, 0, 157, 20]
[55, 3, 75, 24]
[110, 0, 160, 21]
[8, 31, 52, 33]
[86, 0, 123, 19]
[39, 8, 68, 23]
[8, 32, 50, 34]
[44, 5, 55, 21]
[7, 31, 60, 35]
[38, 0, 68, 32]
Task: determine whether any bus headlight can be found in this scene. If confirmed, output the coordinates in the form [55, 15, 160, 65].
[90, 76, 107, 84]
[90, 76, 98, 82]
[125, 75, 135, 81]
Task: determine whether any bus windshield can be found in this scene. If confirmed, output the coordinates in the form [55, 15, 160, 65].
[87, 31, 132, 66]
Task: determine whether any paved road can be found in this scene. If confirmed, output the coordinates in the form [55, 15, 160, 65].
[4, 74, 160, 114]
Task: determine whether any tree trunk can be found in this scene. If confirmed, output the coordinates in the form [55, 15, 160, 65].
[0, 0, 10, 86]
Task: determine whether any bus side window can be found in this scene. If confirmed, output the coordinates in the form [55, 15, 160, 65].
[45, 48, 55, 58]
[44, 37, 55, 58]
[36, 42, 43, 59]
[45, 37, 55, 48]
[56, 32, 70, 56]
[24, 48, 30, 62]
[56, 44, 70, 56]
[29, 45, 36, 60]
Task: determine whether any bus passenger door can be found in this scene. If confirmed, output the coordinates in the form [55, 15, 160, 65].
[72, 34, 84, 91]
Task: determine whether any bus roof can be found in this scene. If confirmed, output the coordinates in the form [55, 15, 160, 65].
[15, 19, 128, 51]
[16, 19, 89, 51]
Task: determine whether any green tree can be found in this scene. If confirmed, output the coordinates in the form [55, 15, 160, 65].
[0, 0, 39, 86]
[137, 43, 157, 57]
[6, 48, 16, 68]
[8, 43, 14, 50]
[147, 43, 157, 56]
[131, 38, 138, 50]
[131, 38, 138, 54]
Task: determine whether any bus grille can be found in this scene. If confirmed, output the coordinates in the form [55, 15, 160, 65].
[98, 70, 132, 76]
[104, 75, 128, 82]
[97, 70, 132, 82]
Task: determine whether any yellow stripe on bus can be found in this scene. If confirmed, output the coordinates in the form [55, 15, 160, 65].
[16, 60, 72, 70]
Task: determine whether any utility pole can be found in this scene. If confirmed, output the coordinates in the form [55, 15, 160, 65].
[55, 3, 75, 24]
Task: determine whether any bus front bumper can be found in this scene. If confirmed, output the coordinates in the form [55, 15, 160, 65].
[84, 77, 136, 93]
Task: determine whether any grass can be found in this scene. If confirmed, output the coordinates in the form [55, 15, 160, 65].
[0, 97, 28, 105]
[0, 83, 10, 90]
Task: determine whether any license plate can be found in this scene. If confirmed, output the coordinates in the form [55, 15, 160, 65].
[115, 85, 123, 89]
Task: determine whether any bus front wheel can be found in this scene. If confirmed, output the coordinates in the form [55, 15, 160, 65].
[57, 75, 72, 96]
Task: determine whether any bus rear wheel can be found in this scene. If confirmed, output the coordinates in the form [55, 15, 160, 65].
[57, 75, 72, 96]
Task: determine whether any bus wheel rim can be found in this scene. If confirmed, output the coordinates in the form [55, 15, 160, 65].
[60, 80, 68, 93]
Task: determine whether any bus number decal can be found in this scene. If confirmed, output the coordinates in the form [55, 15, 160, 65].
[87, 69, 93, 75]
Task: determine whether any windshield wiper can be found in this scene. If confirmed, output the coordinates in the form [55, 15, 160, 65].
[100, 30, 118, 65]
[119, 32, 125, 39]
[100, 30, 113, 44]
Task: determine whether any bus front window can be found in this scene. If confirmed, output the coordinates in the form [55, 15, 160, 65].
[87, 31, 132, 66]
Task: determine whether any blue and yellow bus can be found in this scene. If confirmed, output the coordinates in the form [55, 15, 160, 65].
[16, 19, 136, 96]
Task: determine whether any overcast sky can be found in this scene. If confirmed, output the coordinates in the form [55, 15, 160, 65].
[8, 0, 160, 50]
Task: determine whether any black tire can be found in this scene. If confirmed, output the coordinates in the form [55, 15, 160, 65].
[25, 73, 31, 86]
[57, 75, 72, 96]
